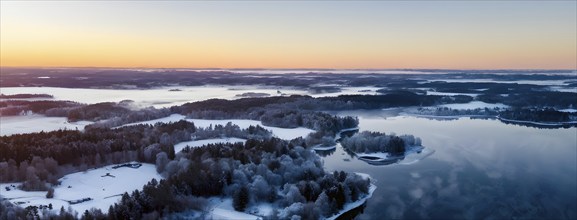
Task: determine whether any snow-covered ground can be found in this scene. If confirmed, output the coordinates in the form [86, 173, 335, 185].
[117, 114, 187, 127]
[0, 162, 162, 215]
[439, 101, 509, 110]
[313, 145, 337, 151]
[549, 86, 577, 93]
[118, 114, 315, 140]
[189, 119, 314, 140]
[174, 138, 247, 152]
[0, 115, 92, 136]
[559, 108, 577, 113]
[202, 174, 376, 220]
[207, 198, 261, 220]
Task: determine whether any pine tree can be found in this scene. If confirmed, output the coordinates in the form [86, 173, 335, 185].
[233, 186, 249, 211]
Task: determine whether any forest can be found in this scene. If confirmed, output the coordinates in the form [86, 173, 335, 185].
[499, 108, 577, 123]
[1, 67, 573, 89]
[0, 96, 373, 219]
[1, 116, 373, 219]
[407, 106, 500, 117]
[340, 131, 422, 156]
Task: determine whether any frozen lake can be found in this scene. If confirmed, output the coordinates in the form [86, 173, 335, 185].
[0, 86, 380, 109]
[0, 115, 93, 136]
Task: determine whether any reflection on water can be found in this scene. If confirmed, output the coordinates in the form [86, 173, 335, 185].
[336, 202, 367, 220]
[322, 113, 577, 219]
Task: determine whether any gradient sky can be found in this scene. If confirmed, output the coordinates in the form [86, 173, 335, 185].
[1, 1, 576, 69]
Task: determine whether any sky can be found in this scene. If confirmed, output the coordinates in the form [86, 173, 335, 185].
[1, 1, 576, 70]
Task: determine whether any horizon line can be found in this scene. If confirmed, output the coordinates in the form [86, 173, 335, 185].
[1, 66, 575, 72]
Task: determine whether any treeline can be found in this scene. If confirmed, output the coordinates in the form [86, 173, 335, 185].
[409, 106, 500, 117]
[0, 200, 80, 220]
[0, 100, 80, 116]
[66, 102, 131, 122]
[3, 92, 455, 127]
[0, 94, 53, 99]
[192, 122, 273, 141]
[44, 100, 168, 123]
[478, 91, 577, 109]
[0, 99, 171, 125]
[106, 138, 371, 219]
[420, 82, 542, 94]
[2, 67, 572, 89]
[499, 108, 576, 123]
[0, 120, 200, 188]
[187, 106, 359, 148]
[8, 139, 371, 219]
[341, 131, 422, 156]
[0, 120, 276, 190]
[175, 92, 445, 116]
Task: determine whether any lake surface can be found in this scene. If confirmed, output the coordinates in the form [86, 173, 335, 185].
[0, 86, 379, 108]
[323, 112, 577, 219]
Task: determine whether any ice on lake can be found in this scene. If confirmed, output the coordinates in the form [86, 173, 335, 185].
[1, 86, 380, 109]
[0, 115, 93, 136]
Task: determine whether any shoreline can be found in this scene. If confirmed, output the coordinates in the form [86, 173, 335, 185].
[402, 113, 577, 127]
[326, 183, 377, 220]
[496, 116, 577, 127]
[401, 112, 494, 119]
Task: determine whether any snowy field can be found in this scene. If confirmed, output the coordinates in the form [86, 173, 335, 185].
[1, 86, 380, 109]
[119, 114, 315, 140]
[174, 138, 247, 152]
[0, 115, 93, 136]
[206, 198, 261, 220]
[559, 108, 577, 113]
[439, 101, 509, 110]
[0, 163, 162, 215]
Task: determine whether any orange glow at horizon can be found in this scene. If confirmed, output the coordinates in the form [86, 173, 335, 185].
[1, 1, 576, 70]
